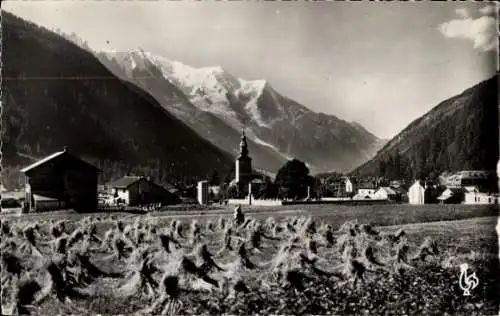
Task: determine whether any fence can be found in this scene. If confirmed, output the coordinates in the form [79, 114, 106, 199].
[97, 202, 163, 213]
[227, 197, 283, 206]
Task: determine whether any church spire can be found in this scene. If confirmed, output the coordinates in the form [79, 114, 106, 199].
[239, 128, 249, 157]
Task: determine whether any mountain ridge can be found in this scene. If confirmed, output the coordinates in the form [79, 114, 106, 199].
[352, 74, 499, 180]
[98, 49, 385, 173]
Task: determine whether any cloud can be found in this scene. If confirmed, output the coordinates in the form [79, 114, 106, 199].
[439, 8, 498, 52]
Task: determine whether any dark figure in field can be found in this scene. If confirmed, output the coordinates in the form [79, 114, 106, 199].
[233, 205, 244, 226]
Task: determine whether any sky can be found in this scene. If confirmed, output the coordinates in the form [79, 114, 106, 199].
[4, 1, 498, 139]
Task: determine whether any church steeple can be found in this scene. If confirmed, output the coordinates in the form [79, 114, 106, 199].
[239, 128, 249, 157]
[235, 128, 252, 186]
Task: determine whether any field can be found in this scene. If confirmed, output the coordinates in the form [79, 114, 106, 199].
[1, 204, 499, 315]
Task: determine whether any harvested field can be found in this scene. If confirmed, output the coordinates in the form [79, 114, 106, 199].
[1, 207, 498, 315]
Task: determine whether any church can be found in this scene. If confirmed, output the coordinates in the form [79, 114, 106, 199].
[229, 130, 265, 195]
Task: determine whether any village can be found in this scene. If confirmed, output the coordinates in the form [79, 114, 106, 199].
[1, 130, 498, 214]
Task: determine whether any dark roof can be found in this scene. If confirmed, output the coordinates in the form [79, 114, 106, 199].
[448, 187, 467, 194]
[20, 149, 100, 174]
[108, 176, 143, 189]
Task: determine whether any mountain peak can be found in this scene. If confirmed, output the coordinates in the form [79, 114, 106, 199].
[200, 65, 225, 74]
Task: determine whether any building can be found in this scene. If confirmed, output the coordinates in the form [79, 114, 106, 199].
[108, 176, 180, 207]
[229, 129, 262, 196]
[197, 180, 209, 205]
[235, 130, 253, 185]
[437, 187, 466, 204]
[344, 177, 357, 194]
[327, 176, 356, 197]
[353, 187, 377, 200]
[373, 187, 398, 201]
[408, 180, 426, 205]
[464, 191, 499, 205]
[20, 147, 100, 212]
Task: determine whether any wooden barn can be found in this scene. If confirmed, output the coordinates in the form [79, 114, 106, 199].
[108, 176, 181, 207]
[20, 148, 100, 212]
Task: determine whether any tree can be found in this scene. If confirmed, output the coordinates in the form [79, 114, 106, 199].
[274, 159, 313, 200]
[226, 185, 242, 199]
[253, 177, 279, 199]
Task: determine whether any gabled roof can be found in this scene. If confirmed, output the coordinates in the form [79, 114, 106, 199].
[20, 151, 65, 173]
[33, 194, 60, 201]
[438, 187, 466, 199]
[463, 186, 479, 193]
[20, 149, 100, 173]
[378, 187, 397, 195]
[108, 176, 143, 189]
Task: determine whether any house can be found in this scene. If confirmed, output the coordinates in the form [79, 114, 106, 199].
[373, 187, 398, 201]
[408, 180, 426, 205]
[354, 187, 377, 200]
[20, 147, 100, 212]
[437, 187, 466, 204]
[108, 176, 180, 207]
[464, 191, 499, 205]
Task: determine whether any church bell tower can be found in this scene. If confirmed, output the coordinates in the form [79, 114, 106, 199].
[235, 129, 253, 186]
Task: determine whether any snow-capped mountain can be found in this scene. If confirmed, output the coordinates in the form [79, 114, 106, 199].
[96, 49, 385, 173]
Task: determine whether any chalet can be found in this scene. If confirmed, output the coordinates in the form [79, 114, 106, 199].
[373, 187, 398, 201]
[20, 147, 100, 212]
[108, 176, 180, 207]
[437, 187, 466, 204]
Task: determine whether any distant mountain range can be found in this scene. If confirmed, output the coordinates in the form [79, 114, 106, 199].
[2, 12, 234, 188]
[352, 74, 499, 180]
[95, 50, 386, 174]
